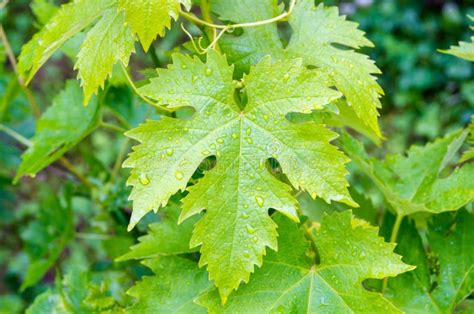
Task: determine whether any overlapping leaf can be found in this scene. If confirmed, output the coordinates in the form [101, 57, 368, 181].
[460, 116, 474, 162]
[117, 203, 200, 261]
[126, 256, 211, 313]
[119, 0, 191, 52]
[18, 0, 192, 103]
[197, 212, 412, 312]
[212, 0, 383, 138]
[15, 80, 100, 182]
[341, 130, 474, 216]
[385, 210, 474, 313]
[124, 51, 355, 301]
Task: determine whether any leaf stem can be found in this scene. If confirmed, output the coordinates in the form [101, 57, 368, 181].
[100, 121, 127, 134]
[199, 0, 218, 50]
[119, 62, 173, 115]
[0, 24, 41, 118]
[0, 123, 31, 146]
[381, 214, 404, 292]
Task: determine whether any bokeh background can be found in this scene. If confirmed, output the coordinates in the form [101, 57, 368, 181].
[1, 0, 473, 311]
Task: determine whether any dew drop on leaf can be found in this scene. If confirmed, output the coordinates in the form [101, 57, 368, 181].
[175, 170, 184, 180]
[255, 195, 264, 208]
[246, 224, 256, 234]
[205, 68, 212, 76]
[166, 148, 174, 156]
[139, 173, 150, 185]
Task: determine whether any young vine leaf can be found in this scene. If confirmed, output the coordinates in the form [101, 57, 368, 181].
[212, 0, 383, 139]
[117, 203, 200, 261]
[341, 130, 474, 217]
[15, 80, 100, 182]
[18, 0, 192, 103]
[440, 15, 474, 61]
[124, 50, 356, 301]
[197, 211, 413, 312]
[385, 210, 474, 313]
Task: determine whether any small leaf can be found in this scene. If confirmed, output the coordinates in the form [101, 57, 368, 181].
[15, 80, 100, 182]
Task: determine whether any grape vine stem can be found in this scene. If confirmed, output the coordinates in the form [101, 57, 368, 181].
[382, 213, 404, 292]
[119, 62, 173, 115]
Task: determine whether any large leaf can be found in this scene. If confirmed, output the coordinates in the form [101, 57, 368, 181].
[341, 130, 474, 216]
[126, 256, 210, 313]
[440, 16, 474, 62]
[15, 80, 100, 182]
[75, 8, 135, 104]
[118, 0, 191, 52]
[124, 51, 355, 301]
[18, 0, 116, 83]
[212, 0, 383, 138]
[386, 210, 474, 313]
[198, 212, 412, 312]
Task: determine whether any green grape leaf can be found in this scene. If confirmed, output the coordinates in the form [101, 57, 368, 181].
[386, 210, 474, 313]
[15, 80, 100, 182]
[198, 211, 412, 312]
[124, 51, 355, 301]
[117, 203, 200, 261]
[212, 0, 383, 138]
[119, 0, 191, 52]
[341, 130, 474, 216]
[126, 256, 211, 313]
[75, 8, 135, 104]
[18, 0, 116, 83]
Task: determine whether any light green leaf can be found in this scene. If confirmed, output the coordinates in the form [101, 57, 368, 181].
[341, 130, 474, 216]
[117, 203, 200, 261]
[119, 0, 191, 52]
[75, 8, 135, 104]
[440, 16, 474, 62]
[198, 211, 412, 312]
[15, 80, 100, 182]
[212, 0, 383, 138]
[386, 210, 474, 313]
[124, 51, 354, 301]
[126, 256, 210, 313]
[18, 0, 116, 83]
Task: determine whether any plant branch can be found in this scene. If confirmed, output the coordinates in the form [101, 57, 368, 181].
[0, 24, 41, 118]
[0, 124, 93, 189]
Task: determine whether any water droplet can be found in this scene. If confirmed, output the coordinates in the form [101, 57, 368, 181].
[139, 173, 150, 185]
[232, 133, 238, 139]
[243, 251, 250, 258]
[205, 68, 212, 76]
[283, 73, 290, 82]
[240, 212, 249, 219]
[246, 127, 251, 135]
[202, 150, 210, 156]
[245, 137, 253, 144]
[166, 148, 174, 156]
[255, 195, 264, 208]
[175, 171, 184, 180]
[311, 192, 317, 199]
[252, 236, 258, 243]
[181, 64, 187, 69]
[180, 159, 188, 166]
[216, 137, 224, 144]
[246, 225, 256, 234]
[192, 75, 198, 83]
[359, 251, 366, 259]
[263, 114, 269, 121]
